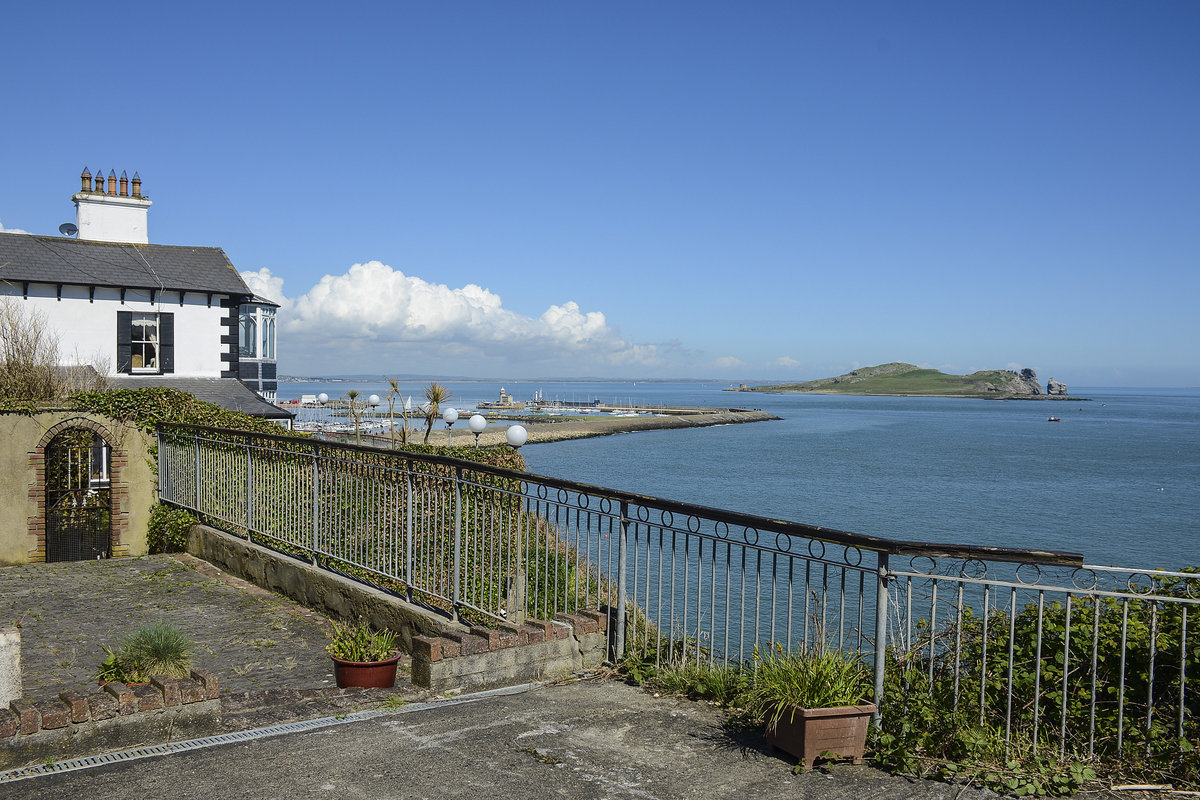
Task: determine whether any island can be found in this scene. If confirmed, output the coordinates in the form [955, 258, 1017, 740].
[728, 363, 1076, 399]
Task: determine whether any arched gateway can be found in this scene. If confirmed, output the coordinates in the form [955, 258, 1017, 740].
[43, 427, 112, 561]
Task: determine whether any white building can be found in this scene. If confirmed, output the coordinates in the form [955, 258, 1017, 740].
[0, 168, 290, 424]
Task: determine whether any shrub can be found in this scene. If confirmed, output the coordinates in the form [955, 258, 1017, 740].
[147, 503, 198, 553]
[98, 621, 193, 684]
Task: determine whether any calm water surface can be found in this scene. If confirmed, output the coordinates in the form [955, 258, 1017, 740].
[281, 381, 1200, 571]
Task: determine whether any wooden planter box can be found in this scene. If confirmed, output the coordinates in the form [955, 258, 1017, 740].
[764, 703, 877, 769]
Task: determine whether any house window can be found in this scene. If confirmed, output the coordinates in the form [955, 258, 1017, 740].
[239, 304, 276, 360]
[261, 310, 275, 360]
[89, 433, 111, 488]
[239, 310, 258, 358]
[116, 310, 173, 374]
[131, 313, 159, 372]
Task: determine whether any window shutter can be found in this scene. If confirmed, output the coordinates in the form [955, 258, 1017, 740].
[116, 311, 132, 374]
[159, 313, 175, 374]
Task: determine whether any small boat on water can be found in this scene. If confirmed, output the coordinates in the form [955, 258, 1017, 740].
[1048, 417, 1061, 422]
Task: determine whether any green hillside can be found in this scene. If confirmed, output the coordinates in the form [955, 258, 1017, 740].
[741, 363, 1047, 398]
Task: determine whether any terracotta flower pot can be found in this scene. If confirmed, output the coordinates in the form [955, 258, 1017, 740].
[764, 702, 877, 769]
[330, 654, 401, 689]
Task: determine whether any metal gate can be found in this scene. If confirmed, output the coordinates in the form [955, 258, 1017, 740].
[45, 428, 112, 561]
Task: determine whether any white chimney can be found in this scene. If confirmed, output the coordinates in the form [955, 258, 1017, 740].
[72, 167, 152, 244]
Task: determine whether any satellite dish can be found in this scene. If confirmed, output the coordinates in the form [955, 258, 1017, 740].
[59, 222, 78, 237]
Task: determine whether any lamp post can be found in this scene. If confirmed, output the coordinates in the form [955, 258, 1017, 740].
[442, 407, 458, 445]
[505, 424, 528, 450]
[468, 414, 487, 448]
[317, 393, 329, 431]
[368, 395, 381, 441]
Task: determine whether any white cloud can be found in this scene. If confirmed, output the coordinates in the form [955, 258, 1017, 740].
[714, 356, 745, 369]
[0, 219, 30, 234]
[768, 356, 800, 368]
[247, 260, 665, 373]
[241, 268, 287, 306]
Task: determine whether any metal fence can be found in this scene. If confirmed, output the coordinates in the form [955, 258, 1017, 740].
[158, 425, 1197, 758]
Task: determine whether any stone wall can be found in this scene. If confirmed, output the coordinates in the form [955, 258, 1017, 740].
[0, 410, 157, 565]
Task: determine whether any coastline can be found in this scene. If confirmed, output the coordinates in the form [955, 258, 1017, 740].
[727, 388, 1087, 401]
[335, 408, 781, 448]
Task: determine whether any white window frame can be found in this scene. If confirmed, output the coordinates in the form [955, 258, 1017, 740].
[131, 312, 159, 373]
[239, 310, 258, 358]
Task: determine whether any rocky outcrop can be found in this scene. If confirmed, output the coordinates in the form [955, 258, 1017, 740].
[1046, 378, 1068, 396]
[1015, 368, 1043, 395]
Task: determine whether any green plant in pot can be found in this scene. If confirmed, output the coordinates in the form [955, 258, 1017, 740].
[326, 618, 401, 689]
[743, 642, 876, 769]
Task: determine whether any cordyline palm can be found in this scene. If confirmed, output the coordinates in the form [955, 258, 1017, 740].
[386, 378, 404, 449]
[346, 389, 361, 446]
[422, 382, 450, 444]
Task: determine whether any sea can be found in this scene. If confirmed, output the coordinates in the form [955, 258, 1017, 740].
[278, 380, 1200, 572]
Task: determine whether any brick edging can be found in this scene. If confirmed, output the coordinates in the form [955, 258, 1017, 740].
[0, 669, 219, 739]
[411, 610, 607, 664]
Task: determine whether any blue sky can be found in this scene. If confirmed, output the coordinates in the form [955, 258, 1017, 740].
[2, 2, 1197, 386]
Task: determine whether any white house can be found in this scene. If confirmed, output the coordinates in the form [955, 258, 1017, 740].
[0, 168, 290, 424]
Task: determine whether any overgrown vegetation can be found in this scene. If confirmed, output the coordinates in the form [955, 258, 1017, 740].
[146, 503, 198, 553]
[97, 621, 193, 684]
[0, 297, 107, 405]
[71, 387, 292, 434]
[621, 575, 1199, 796]
[873, 575, 1199, 795]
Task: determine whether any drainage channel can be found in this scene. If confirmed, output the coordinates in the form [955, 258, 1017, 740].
[0, 682, 541, 785]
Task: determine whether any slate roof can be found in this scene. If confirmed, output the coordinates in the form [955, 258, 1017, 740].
[112, 377, 295, 421]
[0, 232, 252, 296]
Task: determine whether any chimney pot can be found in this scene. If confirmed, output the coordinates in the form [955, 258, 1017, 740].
[131, 171, 142, 198]
[119, 170, 128, 197]
[107, 169, 117, 196]
[92, 169, 102, 192]
[81, 167, 92, 193]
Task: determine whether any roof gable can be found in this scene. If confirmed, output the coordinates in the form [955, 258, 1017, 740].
[0, 232, 252, 296]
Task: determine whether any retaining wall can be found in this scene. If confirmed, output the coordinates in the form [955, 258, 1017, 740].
[187, 525, 609, 692]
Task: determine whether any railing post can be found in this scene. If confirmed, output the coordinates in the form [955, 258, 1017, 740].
[872, 551, 890, 725]
[311, 454, 320, 567]
[404, 462, 414, 602]
[194, 435, 201, 513]
[156, 431, 164, 502]
[615, 501, 629, 661]
[245, 444, 253, 538]
[452, 466, 463, 620]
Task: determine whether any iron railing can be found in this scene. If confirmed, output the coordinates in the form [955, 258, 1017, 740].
[158, 425, 1197, 757]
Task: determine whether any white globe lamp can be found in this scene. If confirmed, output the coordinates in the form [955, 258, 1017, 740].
[442, 407, 458, 444]
[506, 424, 528, 449]
[468, 414, 487, 447]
